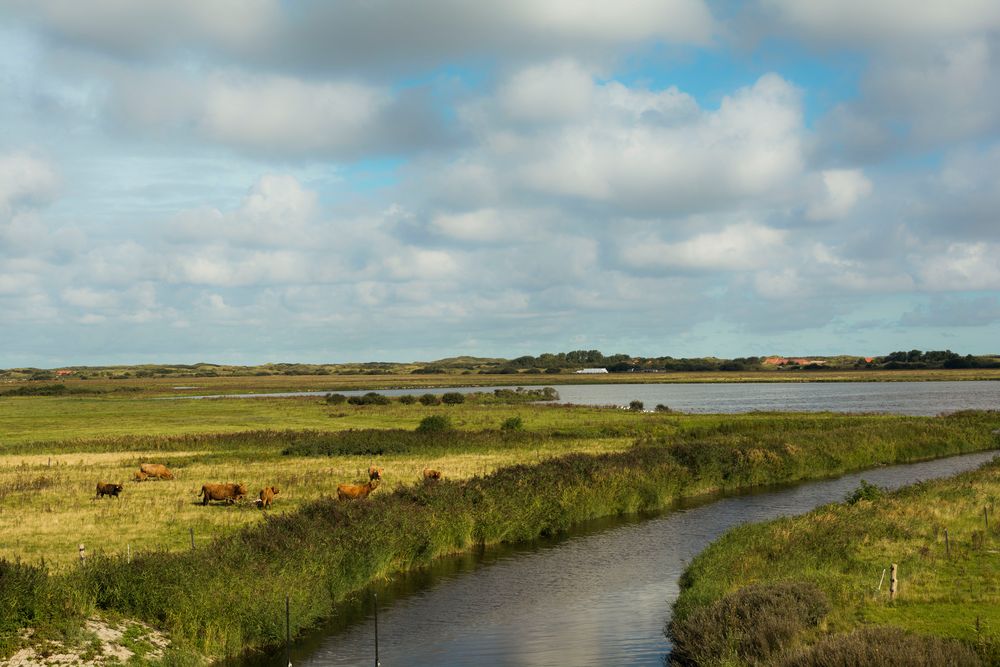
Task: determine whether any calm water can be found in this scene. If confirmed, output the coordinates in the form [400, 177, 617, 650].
[242, 450, 999, 667]
[181, 380, 1000, 416]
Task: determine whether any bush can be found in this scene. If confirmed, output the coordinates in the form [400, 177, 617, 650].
[544, 368, 562, 374]
[777, 626, 982, 667]
[417, 415, 453, 432]
[419, 394, 441, 406]
[325, 393, 348, 405]
[397, 394, 417, 405]
[441, 392, 466, 405]
[347, 392, 392, 406]
[670, 581, 829, 666]
[629, 400, 644, 412]
[655, 404, 672, 413]
[501, 416, 524, 431]
[845, 479, 884, 504]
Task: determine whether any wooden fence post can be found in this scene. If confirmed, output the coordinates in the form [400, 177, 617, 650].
[78, 543, 86, 563]
[945, 528, 950, 558]
[889, 563, 898, 600]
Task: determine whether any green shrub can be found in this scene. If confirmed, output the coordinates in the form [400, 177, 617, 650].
[417, 415, 453, 432]
[629, 400, 644, 412]
[669, 581, 829, 666]
[397, 394, 417, 405]
[441, 392, 466, 405]
[845, 479, 884, 504]
[777, 626, 982, 667]
[501, 416, 524, 431]
[655, 404, 672, 413]
[325, 393, 348, 405]
[347, 392, 391, 406]
[419, 394, 441, 406]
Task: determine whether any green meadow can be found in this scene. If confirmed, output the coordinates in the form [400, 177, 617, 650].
[1, 382, 999, 663]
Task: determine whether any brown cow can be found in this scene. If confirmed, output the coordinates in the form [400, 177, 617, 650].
[96, 482, 123, 498]
[139, 463, 174, 480]
[422, 468, 442, 481]
[337, 478, 380, 501]
[368, 466, 384, 481]
[133, 471, 149, 482]
[200, 483, 248, 505]
[258, 486, 279, 509]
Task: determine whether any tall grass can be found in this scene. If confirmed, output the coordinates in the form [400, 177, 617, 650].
[68, 412, 1000, 658]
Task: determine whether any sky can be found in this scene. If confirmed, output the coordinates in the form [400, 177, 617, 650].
[2, 1, 1000, 367]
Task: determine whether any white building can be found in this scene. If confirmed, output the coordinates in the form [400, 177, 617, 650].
[575, 368, 609, 374]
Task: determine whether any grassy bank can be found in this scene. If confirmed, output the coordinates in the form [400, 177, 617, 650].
[670, 455, 1000, 665]
[5, 411, 994, 661]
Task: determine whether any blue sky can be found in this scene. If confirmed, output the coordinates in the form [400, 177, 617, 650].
[2, 0, 1000, 366]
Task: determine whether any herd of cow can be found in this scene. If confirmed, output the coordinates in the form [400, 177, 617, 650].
[95, 463, 446, 508]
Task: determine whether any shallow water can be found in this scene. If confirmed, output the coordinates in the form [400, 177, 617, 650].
[175, 380, 1000, 416]
[238, 450, 999, 667]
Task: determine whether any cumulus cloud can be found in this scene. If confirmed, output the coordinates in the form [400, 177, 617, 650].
[7, 0, 715, 71]
[0, 152, 58, 215]
[916, 242, 1000, 291]
[806, 169, 872, 221]
[621, 223, 787, 272]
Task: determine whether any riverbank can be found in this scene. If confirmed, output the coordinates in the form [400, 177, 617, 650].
[3, 409, 999, 663]
[670, 456, 1000, 665]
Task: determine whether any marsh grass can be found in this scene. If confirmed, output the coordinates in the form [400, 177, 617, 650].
[672, 457, 1000, 664]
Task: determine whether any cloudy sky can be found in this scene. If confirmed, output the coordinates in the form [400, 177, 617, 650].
[2, 1, 999, 366]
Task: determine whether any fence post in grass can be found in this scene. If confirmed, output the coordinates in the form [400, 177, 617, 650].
[877, 568, 886, 592]
[373, 592, 380, 667]
[190, 527, 195, 550]
[945, 528, 950, 558]
[78, 543, 86, 564]
[127, 543, 131, 563]
[985, 506, 990, 533]
[285, 595, 291, 667]
[889, 563, 898, 600]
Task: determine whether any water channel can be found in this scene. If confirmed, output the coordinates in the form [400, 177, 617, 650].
[240, 449, 999, 667]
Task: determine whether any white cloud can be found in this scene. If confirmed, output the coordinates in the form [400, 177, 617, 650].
[917, 242, 1000, 291]
[499, 60, 595, 123]
[807, 169, 872, 221]
[621, 223, 787, 272]
[0, 152, 58, 216]
[760, 0, 1000, 46]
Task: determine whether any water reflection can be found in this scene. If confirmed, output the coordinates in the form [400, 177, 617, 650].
[238, 450, 998, 667]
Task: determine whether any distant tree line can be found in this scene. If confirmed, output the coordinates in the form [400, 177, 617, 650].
[873, 350, 1000, 370]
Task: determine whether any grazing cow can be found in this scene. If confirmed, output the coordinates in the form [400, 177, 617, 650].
[368, 466, 384, 481]
[139, 463, 174, 480]
[337, 478, 380, 501]
[133, 471, 149, 482]
[200, 482, 248, 505]
[96, 482, 124, 499]
[422, 468, 442, 481]
[259, 486, 279, 509]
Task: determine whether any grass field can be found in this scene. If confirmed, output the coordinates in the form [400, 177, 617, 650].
[671, 457, 1000, 665]
[3, 383, 1000, 663]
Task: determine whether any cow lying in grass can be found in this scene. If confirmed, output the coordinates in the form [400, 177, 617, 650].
[258, 486, 279, 509]
[139, 463, 174, 480]
[368, 466, 384, 481]
[337, 478, 380, 501]
[422, 468, 442, 481]
[133, 471, 149, 482]
[200, 482, 248, 505]
[96, 482, 123, 499]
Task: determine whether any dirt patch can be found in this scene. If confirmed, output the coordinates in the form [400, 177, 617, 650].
[4, 618, 168, 666]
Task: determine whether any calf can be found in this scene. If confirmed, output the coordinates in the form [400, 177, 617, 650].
[368, 466, 384, 481]
[133, 471, 149, 482]
[337, 478, 380, 501]
[422, 468, 442, 481]
[139, 463, 174, 480]
[200, 482, 248, 505]
[96, 482, 123, 499]
[258, 486, 279, 509]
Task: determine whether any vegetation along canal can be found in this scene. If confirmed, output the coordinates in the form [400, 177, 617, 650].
[240, 450, 999, 667]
